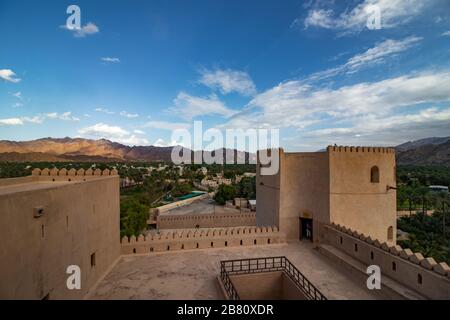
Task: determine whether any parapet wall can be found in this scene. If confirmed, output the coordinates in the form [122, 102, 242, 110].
[323, 223, 450, 299]
[121, 226, 281, 255]
[32, 167, 119, 178]
[327, 145, 395, 153]
[157, 212, 256, 229]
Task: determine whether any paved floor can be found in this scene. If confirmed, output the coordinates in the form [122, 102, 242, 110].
[89, 242, 386, 300]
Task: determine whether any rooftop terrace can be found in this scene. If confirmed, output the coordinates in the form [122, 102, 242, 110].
[88, 241, 387, 300]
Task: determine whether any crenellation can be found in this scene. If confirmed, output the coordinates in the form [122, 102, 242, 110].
[399, 248, 414, 259]
[120, 226, 281, 255]
[409, 252, 425, 264]
[326, 145, 395, 154]
[420, 257, 438, 270]
[433, 262, 450, 276]
[324, 225, 450, 299]
[389, 245, 403, 255]
[380, 242, 390, 252]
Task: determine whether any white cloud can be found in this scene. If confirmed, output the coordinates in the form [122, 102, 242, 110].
[0, 118, 24, 125]
[307, 36, 423, 81]
[117, 135, 150, 146]
[95, 107, 115, 115]
[170, 92, 237, 120]
[143, 120, 191, 131]
[22, 116, 45, 124]
[152, 138, 179, 147]
[62, 22, 99, 38]
[13, 102, 23, 108]
[12, 91, 23, 100]
[119, 110, 139, 118]
[301, 107, 450, 148]
[303, 0, 430, 33]
[153, 138, 169, 147]
[303, 9, 335, 29]
[78, 123, 149, 145]
[0, 111, 80, 126]
[133, 129, 145, 135]
[199, 69, 257, 96]
[0, 69, 21, 83]
[225, 71, 450, 134]
[45, 112, 80, 121]
[101, 57, 120, 63]
[79, 123, 129, 138]
[441, 31, 450, 36]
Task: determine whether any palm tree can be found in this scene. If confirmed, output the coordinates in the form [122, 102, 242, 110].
[434, 191, 449, 239]
[417, 186, 430, 216]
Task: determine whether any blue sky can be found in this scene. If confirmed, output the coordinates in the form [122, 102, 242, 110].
[1, 0, 450, 151]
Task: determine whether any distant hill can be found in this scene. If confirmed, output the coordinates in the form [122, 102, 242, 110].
[0, 137, 255, 163]
[1, 136, 448, 165]
[395, 137, 450, 166]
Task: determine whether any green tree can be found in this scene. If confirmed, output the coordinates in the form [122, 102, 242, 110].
[214, 184, 237, 205]
[120, 199, 149, 238]
[238, 176, 256, 199]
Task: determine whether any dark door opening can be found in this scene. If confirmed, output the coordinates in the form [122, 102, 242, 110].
[300, 218, 313, 241]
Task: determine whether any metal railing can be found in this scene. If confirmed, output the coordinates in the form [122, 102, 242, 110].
[220, 256, 327, 300]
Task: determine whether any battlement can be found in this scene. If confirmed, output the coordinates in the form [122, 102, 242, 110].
[324, 223, 450, 299]
[327, 146, 395, 154]
[329, 222, 450, 278]
[157, 212, 256, 229]
[32, 167, 119, 177]
[120, 226, 281, 254]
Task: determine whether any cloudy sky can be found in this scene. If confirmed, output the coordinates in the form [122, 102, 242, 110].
[1, 0, 450, 151]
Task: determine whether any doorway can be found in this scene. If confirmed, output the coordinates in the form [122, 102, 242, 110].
[300, 218, 313, 241]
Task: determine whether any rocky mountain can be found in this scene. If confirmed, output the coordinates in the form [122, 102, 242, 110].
[1, 136, 448, 165]
[395, 137, 450, 166]
[0, 137, 255, 163]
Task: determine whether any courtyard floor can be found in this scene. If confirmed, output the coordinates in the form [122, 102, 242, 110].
[88, 241, 387, 300]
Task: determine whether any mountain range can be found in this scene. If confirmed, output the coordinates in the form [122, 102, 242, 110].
[0, 137, 254, 163]
[0, 136, 449, 165]
[395, 137, 450, 166]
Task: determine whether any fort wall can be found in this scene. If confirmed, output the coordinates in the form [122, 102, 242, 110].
[328, 146, 397, 244]
[120, 226, 281, 254]
[157, 212, 256, 229]
[0, 168, 120, 300]
[323, 223, 450, 299]
[255, 150, 281, 228]
[279, 151, 330, 241]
